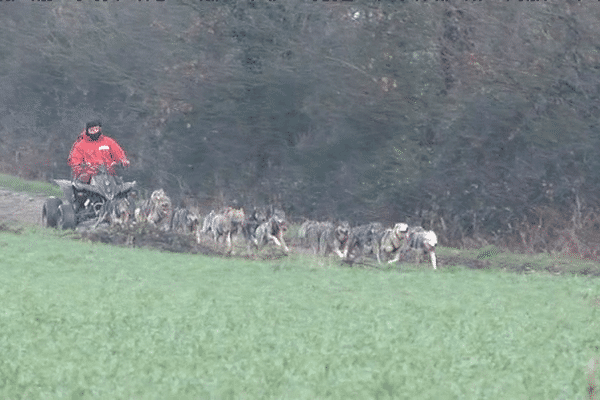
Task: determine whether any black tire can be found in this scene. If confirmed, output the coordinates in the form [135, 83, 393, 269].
[42, 197, 63, 228]
[58, 203, 77, 230]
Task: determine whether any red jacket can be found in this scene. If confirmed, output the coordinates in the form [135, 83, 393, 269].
[68, 131, 129, 180]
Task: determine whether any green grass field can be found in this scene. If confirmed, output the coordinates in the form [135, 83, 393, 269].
[0, 226, 599, 399]
[0, 173, 62, 198]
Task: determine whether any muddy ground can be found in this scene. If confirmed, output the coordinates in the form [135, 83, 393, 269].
[0, 188, 49, 227]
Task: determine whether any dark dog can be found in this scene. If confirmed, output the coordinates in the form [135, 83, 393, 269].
[241, 207, 269, 251]
[319, 221, 351, 258]
[347, 222, 385, 260]
[171, 208, 199, 234]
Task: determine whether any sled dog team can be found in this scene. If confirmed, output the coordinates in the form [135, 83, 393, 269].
[298, 220, 437, 269]
[108, 188, 437, 268]
[65, 120, 436, 267]
[199, 206, 289, 255]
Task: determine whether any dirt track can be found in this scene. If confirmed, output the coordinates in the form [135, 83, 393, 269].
[0, 188, 49, 227]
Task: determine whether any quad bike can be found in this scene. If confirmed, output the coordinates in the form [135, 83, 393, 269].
[42, 164, 136, 230]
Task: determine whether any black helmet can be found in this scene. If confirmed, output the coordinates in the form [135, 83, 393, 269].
[86, 120, 102, 130]
[85, 120, 102, 140]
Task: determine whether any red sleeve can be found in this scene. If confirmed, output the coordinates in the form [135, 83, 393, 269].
[107, 137, 128, 163]
[68, 130, 88, 175]
[68, 141, 84, 175]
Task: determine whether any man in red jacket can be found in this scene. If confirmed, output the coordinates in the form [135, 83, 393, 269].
[68, 120, 130, 183]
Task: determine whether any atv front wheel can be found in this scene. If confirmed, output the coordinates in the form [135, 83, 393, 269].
[58, 203, 77, 230]
[42, 197, 63, 228]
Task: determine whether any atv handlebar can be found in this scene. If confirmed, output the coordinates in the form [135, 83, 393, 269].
[80, 161, 129, 173]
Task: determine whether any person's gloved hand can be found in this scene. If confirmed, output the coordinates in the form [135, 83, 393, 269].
[77, 173, 91, 183]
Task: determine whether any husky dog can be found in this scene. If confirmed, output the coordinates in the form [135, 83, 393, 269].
[171, 208, 199, 234]
[253, 208, 289, 252]
[210, 213, 233, 249]
[297, 220, 316, 247]
[199, 210, 217, 237]
[400, 226, 438, 269]
[297, 220, 325, 250]
[305, 221, 333, 255]
[241, 207, 268, 250]
[94, 197, 133, 228]
[347, 222, 385, 260]
[379, 223, 409, 263]
[371, 223, 387, 259]
[111, 197, 134, 227]
[200, 207, 246, 253]
[135, 189, 173, 231]
[222, 207, 246, 237]
[197, 207, 244, 242]
[319, 221, 351, 258]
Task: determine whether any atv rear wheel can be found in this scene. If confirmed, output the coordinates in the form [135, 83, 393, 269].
[58, 203, 77, 230]
[42, 197, 63, 228]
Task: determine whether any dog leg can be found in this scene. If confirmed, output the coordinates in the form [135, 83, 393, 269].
[93, 203, 109, 229]
[227, 231, 233, 254]
[196, 228, 202, 244]
[270, 234, 282, 247]
[311, 242, 319, 255]
[279, 235, 289, 253]
[388, 251, 401, 264]
[341, 241, 351, 258]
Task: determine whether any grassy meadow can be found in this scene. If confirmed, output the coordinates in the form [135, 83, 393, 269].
[0, 173, 62, 197]
[0, 226, 599, 399]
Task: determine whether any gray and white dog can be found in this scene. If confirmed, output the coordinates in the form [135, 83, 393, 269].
[171, 207, 199, 234]
[297, 220, 315, 247]
[134, 188, 173, 231]
[223, 207, 246, 238]
[210, 213, 233, 248]
[401, 226, 438, 269]
[241, 207, 269, 251]
[111, 197, 135, 228]
[94, 197, 133, 228]
[199, 210, 217, 237]
[347, 222, 385, 260]
[303, 221, 334, 255]
[319, 221, 351, 258]
[379, 223, 409, 264]
[253, 208, 289, 253]
[196, 207, 245, 254]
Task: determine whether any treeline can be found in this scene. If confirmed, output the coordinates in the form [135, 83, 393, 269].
[1, 1, 600, 253]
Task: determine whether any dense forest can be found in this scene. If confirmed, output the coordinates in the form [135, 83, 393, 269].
[1, 0, 600, 254]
